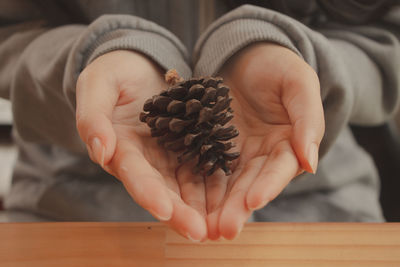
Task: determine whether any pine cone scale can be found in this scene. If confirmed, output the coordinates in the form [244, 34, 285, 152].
[167, 100, 185, 114]
[141, 70, 240, 176]
[185, 99, 202, 116]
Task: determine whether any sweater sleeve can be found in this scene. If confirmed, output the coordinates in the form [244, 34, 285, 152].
[0, 8, 190, 153]
[193, 4, 400, 157]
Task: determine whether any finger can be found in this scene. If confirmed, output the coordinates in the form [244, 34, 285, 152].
[282, 67, 325, 173]
[76, 67, 119, 167]
[85, 144, 96, 163]
[204, 169, 229, 240]
[219, 156, 266, 240]
[205, 169, 229, 213]
[166, 189, 208, 242]
[86, 143, 120, 177]
[206, 209, 222, 240]
[246, 141, 299, 210]
[176, 163, 207, 218]
[111, 143, 173, 222]
[113, 141, 207, 242]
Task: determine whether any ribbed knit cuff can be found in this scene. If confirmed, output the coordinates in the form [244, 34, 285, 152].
[85, 28, 191, 79]
[64, 15, 191, 108]
[192, 4, 323, 77]
[194, 18, 300, 77]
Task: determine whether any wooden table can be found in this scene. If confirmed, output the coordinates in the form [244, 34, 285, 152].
[0, 222, 399, 266]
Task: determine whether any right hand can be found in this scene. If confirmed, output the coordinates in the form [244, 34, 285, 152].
[76, 50, 207, 241]
[204, 43, 325, 240]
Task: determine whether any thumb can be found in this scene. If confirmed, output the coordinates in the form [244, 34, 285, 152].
[282, 68, 325, 174]
[76, 68, 118, 167]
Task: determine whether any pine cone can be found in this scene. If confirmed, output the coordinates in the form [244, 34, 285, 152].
[140, 69, 240, 176]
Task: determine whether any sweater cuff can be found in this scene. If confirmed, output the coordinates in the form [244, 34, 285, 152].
[84, 28, 191, 78]
[194, 18, 300, 77]
[64, 15, 191, 108]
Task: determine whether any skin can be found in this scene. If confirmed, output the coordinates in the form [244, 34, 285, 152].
[75, 43, 325, 241]
[207, 43, 325, 239]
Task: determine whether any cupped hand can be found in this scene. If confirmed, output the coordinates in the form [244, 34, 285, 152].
[205, 43, 325, 240]
[76, 50, 207, 241]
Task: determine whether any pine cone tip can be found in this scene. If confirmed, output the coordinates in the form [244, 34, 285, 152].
[165, 69, 184, 86]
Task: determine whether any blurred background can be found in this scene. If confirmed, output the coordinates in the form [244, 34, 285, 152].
[0, 99, 17, 211]
[351, 122, 400, 222]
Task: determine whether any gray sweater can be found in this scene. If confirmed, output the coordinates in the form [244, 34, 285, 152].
[0, 0, 399, 222]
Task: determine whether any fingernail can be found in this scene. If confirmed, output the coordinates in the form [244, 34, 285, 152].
[307, 143, 319, 174]
[86, 144, 94, 159]
[91, 137, 105, 167]
[150, 207, 172, 221]
[153, 213, 171, 221]
[186, 233, 201, 242]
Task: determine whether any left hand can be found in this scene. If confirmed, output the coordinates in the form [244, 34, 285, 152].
[204, 43, 325, 240]
[76, 50, 207, 241]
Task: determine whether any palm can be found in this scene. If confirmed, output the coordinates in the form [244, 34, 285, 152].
[110, 80, 178, 173]
[77, 51, 207, 241]
[204, 43, 324, 240]
[112, 96, 179, 187]
[230, 74, 292, 166]
[113, 78, 211, 240]
[110, 87, 200, 206]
